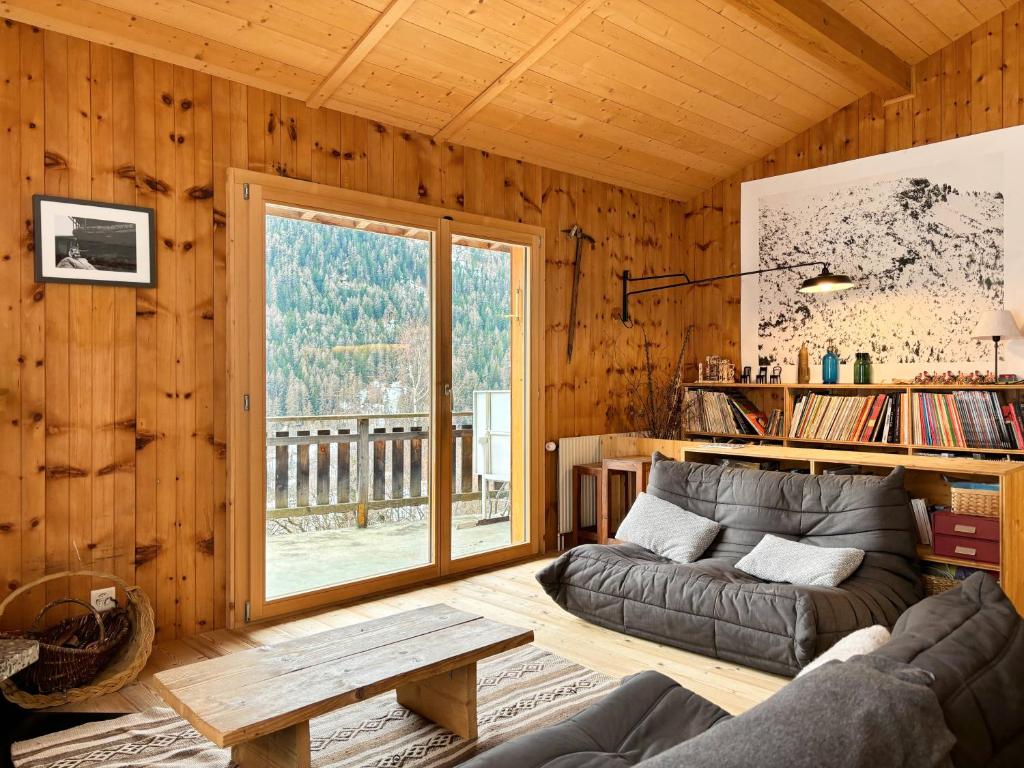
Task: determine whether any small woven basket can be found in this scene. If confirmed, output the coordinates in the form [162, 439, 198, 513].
[3, 597, 131, 694]
[0, 570, 155, 709]
[950, 486, 1000, 518]
[922, 573, 960, 596]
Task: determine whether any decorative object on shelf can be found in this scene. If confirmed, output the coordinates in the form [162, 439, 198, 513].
[972, 309, 1021, 381]
[906, 370, 1010, 386]
[620, 325, 695, 440]
[0, 570, 155, 709]
[854, 352, 872, 385]
[741, 126, 1024, 385]
[797, 343, 810, 384]
[822, 342, 839, 385]
[770, 366, 782, 384]
[698, 355, 736, 383]
[756, 365, 768, 384]
[741, 366, 752, 384]
[563, 224, 595, 362]
[33, 195, 156, 287]
[620, 260, 851, 325]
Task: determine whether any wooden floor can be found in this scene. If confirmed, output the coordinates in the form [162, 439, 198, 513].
[57, 557, 786, 717]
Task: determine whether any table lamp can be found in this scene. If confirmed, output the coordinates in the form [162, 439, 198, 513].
[972, 309, 1021, 379]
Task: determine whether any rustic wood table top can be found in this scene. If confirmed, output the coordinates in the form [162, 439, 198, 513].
[152, 604, 533, 768]
[0, 639, 39, 681]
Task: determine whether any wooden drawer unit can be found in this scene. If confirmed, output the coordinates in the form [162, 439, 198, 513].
[932, 511, 1000, 541]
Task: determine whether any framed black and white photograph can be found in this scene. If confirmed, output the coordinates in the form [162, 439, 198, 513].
[740, 124, 1024, 382]
[33, 195, 156, 287]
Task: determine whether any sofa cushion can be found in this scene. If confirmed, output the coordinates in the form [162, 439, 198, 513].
[735, 533, 865, 587]
[457, 670, 731, 768]
[871, 572, 1024, 768]
[636, 655, 955, 768]
[616, 492, 721, 563]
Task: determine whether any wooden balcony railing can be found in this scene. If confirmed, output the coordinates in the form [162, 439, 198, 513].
[265, 412, 477, 526]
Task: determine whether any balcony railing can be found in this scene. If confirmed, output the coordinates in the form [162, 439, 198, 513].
[266, 412, 478, 527]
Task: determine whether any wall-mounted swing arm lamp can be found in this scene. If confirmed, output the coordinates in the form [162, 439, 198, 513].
[620, 261, 854, 325]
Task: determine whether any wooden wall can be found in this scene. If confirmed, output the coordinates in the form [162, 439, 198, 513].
[678, 4, 1024, 371]
[0, 20, 691, 640]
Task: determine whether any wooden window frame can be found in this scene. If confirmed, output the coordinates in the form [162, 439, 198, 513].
[225, 169, 545, 626]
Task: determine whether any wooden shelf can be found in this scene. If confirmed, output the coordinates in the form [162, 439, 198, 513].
[786, 383, 907, 390]
[785, 436, 907, 449]
[685, 382, 1024, 458]
[910, 444, 1024, 456]
[905, 384, 1024, 390]
[687, 382, 1024, 391]
[685, 431, 785, 441]
[917, 545, 1000, 573]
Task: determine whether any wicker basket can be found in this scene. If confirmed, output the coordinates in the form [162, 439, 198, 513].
[3, 597, 131, 694]
[0, 571, 155, 709]
[950, 486, 1000, 518]
[922, 573, 960, 596]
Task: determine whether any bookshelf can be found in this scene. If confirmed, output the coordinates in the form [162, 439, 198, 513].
[683, 382, 1024, 459]
[598, 436, 1024, 614]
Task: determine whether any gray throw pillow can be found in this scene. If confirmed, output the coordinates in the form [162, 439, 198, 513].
[735, 534, 864, 587]
[615, 492, 720, 563]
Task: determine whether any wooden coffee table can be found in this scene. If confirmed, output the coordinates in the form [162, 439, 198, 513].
[152, 604, 533, 768]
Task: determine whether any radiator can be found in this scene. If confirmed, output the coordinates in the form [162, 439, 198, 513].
[556, 434, 609, 543]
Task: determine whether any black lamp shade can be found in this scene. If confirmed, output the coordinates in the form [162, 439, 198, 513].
[798, 269, 854, 294]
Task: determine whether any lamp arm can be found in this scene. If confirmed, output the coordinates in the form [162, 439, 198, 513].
[620, 260, 829, 324]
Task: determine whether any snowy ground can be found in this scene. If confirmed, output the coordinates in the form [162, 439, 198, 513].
[266, 511, 512, 599]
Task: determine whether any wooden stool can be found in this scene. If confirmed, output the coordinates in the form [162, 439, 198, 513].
[571, 462, 604, 546]
[600, 456, 652, 543]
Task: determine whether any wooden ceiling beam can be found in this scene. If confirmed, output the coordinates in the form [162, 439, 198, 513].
[722, 0, 912, 97]
[433, 0, 603, 144]
[305, 0, 416, 109]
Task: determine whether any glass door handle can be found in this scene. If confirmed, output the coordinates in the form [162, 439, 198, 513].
[503, 288, 522, 321]
[442, 383, 452, 400]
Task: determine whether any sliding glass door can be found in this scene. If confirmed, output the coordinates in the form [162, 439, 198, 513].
[227, 172, 543, 623]
[263, 204, 435, 599]
[448, 229, 529, 562]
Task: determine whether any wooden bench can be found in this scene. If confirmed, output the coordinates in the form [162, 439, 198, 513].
[152, 604, 533, 768]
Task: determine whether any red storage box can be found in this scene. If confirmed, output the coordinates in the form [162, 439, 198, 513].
[932, 510, 999, 565]
[932, 511, 1000, 541]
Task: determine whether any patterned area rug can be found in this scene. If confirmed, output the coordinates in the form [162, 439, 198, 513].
[12, 646, 615, 768]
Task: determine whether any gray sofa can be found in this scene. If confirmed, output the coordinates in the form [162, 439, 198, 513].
[538, 454, 924, 675]
[462, 573, 1024, 768]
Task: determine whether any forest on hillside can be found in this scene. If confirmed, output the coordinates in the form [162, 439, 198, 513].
[265, 215, 512, 417]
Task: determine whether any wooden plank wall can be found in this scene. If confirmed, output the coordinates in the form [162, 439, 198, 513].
[0, 20, 688, 640]
[678, 4, 1024, 374]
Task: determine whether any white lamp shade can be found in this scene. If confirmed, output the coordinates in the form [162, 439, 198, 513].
[973, 309, 1022, 340]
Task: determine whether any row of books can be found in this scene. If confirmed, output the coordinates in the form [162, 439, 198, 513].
[912, 391, 1024, 449]
[789, 393, 902, 443]
[683, 389, 784, 437]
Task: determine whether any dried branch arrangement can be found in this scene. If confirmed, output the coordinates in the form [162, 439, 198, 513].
[621, 324, 695, 439]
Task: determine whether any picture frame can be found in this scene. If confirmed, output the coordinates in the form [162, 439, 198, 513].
[740, 123, 1024, 382]
[33, 194, 156, 287]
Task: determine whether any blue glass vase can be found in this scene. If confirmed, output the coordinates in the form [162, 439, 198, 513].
[822, 345, 839, 384]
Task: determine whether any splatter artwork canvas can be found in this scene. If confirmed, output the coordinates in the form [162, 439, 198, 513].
[741, 125, 1024, 383]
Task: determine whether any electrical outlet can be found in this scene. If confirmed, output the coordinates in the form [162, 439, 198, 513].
[90, 587, 116, 612]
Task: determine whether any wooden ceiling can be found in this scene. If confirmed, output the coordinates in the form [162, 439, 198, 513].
[1, 0, 1014, 200]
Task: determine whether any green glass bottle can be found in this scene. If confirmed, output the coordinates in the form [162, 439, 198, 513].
[854, 352, 872, 385]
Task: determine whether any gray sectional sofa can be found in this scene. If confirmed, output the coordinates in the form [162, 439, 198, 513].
[538, 454, 924, 675]
[463, 572, 1024, 768]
